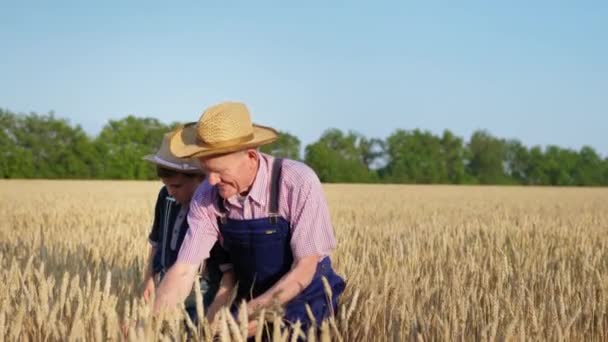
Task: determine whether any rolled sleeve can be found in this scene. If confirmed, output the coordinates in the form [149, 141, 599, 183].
[288, 168, 337, 260]
[219, 263, 233, 272]
[176, 187, 219, 265]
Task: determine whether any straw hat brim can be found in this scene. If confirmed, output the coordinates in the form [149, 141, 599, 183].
[169, 122, 279, 159]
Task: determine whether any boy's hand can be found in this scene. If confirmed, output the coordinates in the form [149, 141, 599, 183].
[142, 277, 156, 303]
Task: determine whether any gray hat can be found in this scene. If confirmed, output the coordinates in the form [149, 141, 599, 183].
[143, 132, 203, 174]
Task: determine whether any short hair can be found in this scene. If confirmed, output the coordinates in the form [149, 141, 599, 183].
[156, 165, 204, 179]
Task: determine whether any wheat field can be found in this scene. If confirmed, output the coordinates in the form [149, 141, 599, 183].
[0, 180, 607, 341]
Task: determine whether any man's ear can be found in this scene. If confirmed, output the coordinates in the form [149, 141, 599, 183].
[246, 149, 258, 162]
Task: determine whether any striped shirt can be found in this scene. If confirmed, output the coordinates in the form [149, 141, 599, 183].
[177, 153, 337, 265]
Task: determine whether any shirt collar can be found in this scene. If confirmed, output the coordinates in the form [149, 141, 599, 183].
[246, 153, 270, 206]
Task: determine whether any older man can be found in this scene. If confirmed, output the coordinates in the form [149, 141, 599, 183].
[153, 102, 345, 333]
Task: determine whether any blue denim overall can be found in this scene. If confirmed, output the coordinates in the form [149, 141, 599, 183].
[217, 158, 345, 330]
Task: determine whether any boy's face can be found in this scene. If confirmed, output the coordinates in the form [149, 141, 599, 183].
[161, 174, 202, 205]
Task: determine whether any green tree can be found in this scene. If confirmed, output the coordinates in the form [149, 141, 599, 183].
[4, 111, 99, 178]
[305, 129, 377, 183]
[382, 129, 446, 183]
[95, 116, 170, 179]
[440, 130, 468, 184]
[573, 146, 603, 185]
[0, 109, 15, 177]
[542, 146, 578, 186]
[2, 107, 607, 185]
[260, 131, 301, 160]
[358, 137, 385, 170]
[466, 130, 508, 184]
[525, 146, 546, 185]
[603, 158, 608, 185]
[504, 139, 530, 184]
[0, 109, 34, 178]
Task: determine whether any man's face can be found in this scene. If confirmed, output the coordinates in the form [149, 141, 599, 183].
[200, 150, 258, 199]
[161, 174, 202, 205]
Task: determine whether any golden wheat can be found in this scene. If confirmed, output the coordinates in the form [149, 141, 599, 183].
[0, 180, 607, 341]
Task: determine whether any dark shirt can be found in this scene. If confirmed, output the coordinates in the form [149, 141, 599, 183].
[149, 186, 231, 275]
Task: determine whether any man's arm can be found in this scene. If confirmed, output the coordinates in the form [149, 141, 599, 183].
[153, 262, 200, 313]
[247, 255, 319, 311]
[249, 163, 336, 311]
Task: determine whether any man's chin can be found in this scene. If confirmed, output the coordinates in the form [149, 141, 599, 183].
[218, 188, 236, 199]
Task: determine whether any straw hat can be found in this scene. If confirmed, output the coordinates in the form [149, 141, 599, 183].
[169, 102, 278, 159]
[143, 133, 203, 174]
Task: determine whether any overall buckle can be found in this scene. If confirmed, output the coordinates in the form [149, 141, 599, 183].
[268, 213, 279, 224]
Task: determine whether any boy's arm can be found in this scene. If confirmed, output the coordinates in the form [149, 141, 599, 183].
[144, 245, 158, 280]
[153, 184, 218, 314]
[204, 241, 235, 322]
[142, 244, 158, 302]
[143, 188, 165, 301]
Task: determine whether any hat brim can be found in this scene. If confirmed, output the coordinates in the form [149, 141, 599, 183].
[169, 122, 279, 159]
[142, 154, 204, 174]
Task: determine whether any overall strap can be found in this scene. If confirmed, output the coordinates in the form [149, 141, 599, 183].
[161, 195, 176, 269]
[269, 158, 283, 224]
[217, 193, 228, 224]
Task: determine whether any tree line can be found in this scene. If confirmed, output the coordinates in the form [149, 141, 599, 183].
[1, 108, 607, 186]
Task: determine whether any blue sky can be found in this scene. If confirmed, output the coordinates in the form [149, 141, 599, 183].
[1, 1, 606, 155]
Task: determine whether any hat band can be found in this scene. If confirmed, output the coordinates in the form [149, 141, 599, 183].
[198, 132, 255, 148]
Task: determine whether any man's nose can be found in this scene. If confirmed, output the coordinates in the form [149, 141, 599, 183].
[167, 187, 176, 197]
[207, 172, 220, 185]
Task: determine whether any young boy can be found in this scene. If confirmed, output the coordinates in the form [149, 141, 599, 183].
[142, 133, 234, 322]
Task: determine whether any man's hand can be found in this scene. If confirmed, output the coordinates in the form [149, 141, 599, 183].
[246, 297, 263, 315]
[141, 277, 156, 303]
[153, 262, 199, 314]
[240, 255, 321, 337]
